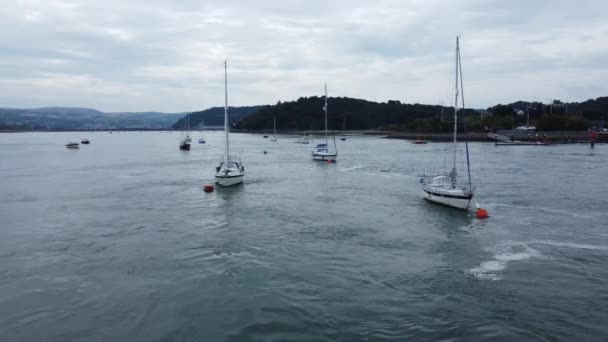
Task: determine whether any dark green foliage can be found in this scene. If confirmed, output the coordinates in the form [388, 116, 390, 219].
[537, 116, 589, 131]
[236, 96, 470, 132]
[172, 106, 263, 129]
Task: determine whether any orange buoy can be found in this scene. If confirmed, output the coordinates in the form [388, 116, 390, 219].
[203, 184, 214, 193]
[476, 207, 489, 219]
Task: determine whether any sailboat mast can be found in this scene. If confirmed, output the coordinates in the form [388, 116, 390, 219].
[224, 60, 229, 166]
[457, 37, 472, 190]
[324, 83, 328, 145]
[452, 37, 460, 173]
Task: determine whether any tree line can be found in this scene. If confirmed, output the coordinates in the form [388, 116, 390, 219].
[233, 96, 608, 132]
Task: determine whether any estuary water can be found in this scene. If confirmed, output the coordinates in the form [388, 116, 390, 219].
[1, 132, 607, 341]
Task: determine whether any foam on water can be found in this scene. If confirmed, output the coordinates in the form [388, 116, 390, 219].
[339, 165, 364, 172]
[529, 240, 608, 251]
[469, 242, 542, 281]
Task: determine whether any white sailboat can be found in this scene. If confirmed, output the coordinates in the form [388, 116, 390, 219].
[179, 115, 191, 150]
[312, 83, 337, 161]
[421, 36, 473, 210]
[215, 61, 244, 186]
[270, 117, 278, 142]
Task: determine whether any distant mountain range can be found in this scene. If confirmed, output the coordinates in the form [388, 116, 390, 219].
[0, 107, 185, 130]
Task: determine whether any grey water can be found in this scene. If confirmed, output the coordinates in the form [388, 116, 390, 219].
[1, 132, 607, 341]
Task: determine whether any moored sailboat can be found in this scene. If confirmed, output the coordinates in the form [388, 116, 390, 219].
[421, 36, 473, 210]
[179, 114, 191, 150]
[270, 117, 278, 142]
[215, 61, 244, 186]
[312, 84, 337, 161]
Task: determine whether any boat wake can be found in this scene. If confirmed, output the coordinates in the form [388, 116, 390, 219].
[340, 165, 364, 172]
[528, 240, 608, 251]
[469, 242, 542, 281]
[488, 202, 601, 219]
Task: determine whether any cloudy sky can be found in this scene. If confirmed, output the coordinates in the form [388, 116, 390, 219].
[1, 0, 607, 112]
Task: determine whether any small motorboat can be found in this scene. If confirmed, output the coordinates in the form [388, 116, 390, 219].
[413, 139, 428, 144]
[198, 138, 206, 144]
[66, 142, 79, 149]
[81, 139, 90, 144]
[340, 136, 346, 141]
[263, 135, 268, 138]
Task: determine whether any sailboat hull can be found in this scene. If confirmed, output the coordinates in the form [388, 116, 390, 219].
[312, 152, 337, 161]
[422, 188, 472, 210]
[215, 174, 244, 186]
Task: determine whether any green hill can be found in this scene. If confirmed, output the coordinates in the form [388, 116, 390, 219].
[236, 96, 477, 132]
[172, 106, 263, 129]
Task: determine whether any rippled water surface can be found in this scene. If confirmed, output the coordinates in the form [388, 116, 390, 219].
[1, 132, 607, 341]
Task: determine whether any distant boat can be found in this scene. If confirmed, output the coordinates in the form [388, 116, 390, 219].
[495, 140, 552, 146]
[263, 135, 268, 138]
[294, 135, 310, 144]
[179, 140, 190, 150]
[215, 61, 245, 186]
[312, 83, 337, 161]
[489, 132, 552, 146]
[412, 139, 428, 144]
[421, 37, 473, 210]
[270, 117, 278, 142]
[179, 113, 191, 150]
[65, 142, 79, 149]
[81, 138, 90, 144]
[340, 136, 346, 141]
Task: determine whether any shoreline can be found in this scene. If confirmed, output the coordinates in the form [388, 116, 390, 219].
[1, 129, 604, 143]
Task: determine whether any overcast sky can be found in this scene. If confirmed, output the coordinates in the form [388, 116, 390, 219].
[1, 0, 607, 112]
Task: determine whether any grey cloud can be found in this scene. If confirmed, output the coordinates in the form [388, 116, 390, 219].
[0, 0, 607, 111]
